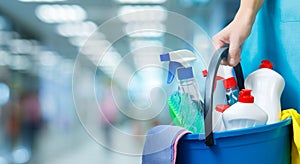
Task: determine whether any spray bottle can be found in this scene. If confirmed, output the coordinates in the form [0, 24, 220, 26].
[160, 50, 204, 133]
[244, 60, 285, 124]
[221, 65, 239, 105]
[203, 65, 238, 131]
[176, 67, 205, 133]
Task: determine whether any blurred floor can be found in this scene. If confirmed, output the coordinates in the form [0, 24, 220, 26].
[34, 123, 142, 164]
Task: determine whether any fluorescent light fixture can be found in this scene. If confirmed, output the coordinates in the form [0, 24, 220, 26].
[130, 40, 163, 50]
[81, 40, 111, 55]
[116, 0, 167, 4]
[69, 32, 105, 47]
[118, 5, 167, 23]
[124, 22, 165, 37]
[39, 51, 60, 66]
[19, 0, 66, 2]
[36, 5, 87, 23]
[9, 55, 31, 71]
[129, 31, 164, 38]
[9, 39, 33, 54]
[69, 37, 88, 47]
[56, 21, 97, 37]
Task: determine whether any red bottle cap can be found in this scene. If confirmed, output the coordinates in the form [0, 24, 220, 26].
[259, 60, 273, 69]
[238, 89, 254, 103]
[223, 77, 238, 89]
[202, 70, 208, 77]
[216, 104, 230, 113]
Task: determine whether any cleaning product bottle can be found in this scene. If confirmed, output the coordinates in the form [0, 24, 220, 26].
[177, 67, 205, 133]
[202, 67, 228, 132]
[160, 49, 197, 125]
[221, 65, 239, 105]
[222, 89, 268, 131]
[213, 104, 230, 132]
[244, 60, 285, 124]
[160, 50, 204, 133]
[160, 49, 197, 84]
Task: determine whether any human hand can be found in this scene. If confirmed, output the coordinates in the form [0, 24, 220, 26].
[212, 17, 252, 66]
[212, 0, 264, 66]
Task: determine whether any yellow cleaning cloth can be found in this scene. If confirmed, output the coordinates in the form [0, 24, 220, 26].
[281, 109, 300, 164]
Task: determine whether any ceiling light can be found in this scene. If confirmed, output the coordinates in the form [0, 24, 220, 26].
[130, 40, 163, 50]
[9, 55, 31, 71]
[56, 21, 97, 37]
[39, 51, 60, 66]
[116, 0, 167, 4]
[35, 5, 87, 23]
[69, 32, 106, 47]
[9, 39, 33, 54]
[81, 40, 111, 55]
[129, 31, 164, 38]
[118, 5, 167, 23]
[69, 37, 88, 47]
[19, 0, 66, 2]
[124, 22, 165, 37]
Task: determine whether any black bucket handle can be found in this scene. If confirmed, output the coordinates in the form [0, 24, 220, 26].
[204, 46, 245, 146]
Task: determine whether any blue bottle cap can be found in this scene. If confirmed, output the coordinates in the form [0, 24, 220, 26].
[160, 53, 170, 61]
[177, 67, 194, 80]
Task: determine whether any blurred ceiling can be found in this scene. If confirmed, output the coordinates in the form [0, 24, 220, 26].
[0, 0, 119, 58]
[0, 0, 236, 55]
[0, 0, 238, 82]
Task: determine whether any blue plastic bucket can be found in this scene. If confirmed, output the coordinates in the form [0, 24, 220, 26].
[176, 47, 292, 164]
[177, 118, 291, 164]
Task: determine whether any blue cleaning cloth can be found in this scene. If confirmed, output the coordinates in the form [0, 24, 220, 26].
[142, 125, 190, 164]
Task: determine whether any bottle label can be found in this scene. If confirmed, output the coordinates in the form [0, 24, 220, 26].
[226, 89, 239, 105]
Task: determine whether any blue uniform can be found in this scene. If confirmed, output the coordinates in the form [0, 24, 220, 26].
[241, 0, 300, 111]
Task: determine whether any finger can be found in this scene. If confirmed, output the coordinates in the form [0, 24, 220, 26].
[212, 35, 225, 50]
[228, 43, 241, 66]
[221, 59, 228, 65]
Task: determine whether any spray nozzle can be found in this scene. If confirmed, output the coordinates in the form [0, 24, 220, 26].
[168, 62, 183, 83]
[160, 50, 196, 84]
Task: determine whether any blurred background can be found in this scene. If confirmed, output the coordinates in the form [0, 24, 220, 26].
[0, 0, 238, 163]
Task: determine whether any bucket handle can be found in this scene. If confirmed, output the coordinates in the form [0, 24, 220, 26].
[204, 45, 245, 146]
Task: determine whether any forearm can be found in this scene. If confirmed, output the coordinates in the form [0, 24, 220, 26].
[235, 0, 264, 25]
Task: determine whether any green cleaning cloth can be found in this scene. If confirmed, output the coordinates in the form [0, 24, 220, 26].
[168, 91, 204, 134]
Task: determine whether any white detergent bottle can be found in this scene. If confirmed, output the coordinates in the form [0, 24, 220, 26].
[202, 68, 227, 132]
[213, 104, 230, 132]
[222, 89, 268, 131]
[244, 60, 285, 124]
